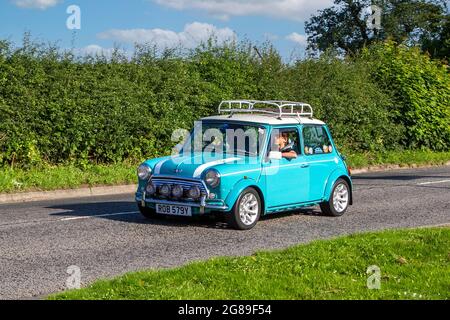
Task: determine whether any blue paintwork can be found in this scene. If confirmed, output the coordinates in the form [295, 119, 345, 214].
[135, 121, 352, 216]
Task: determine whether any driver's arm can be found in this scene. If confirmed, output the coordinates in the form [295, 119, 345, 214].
[282, 150, 297, 159]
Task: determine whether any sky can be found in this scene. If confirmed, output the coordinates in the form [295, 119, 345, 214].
[0, 0, 335, 59]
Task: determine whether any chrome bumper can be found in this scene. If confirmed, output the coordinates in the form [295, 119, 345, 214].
[136, 192, 229, 212]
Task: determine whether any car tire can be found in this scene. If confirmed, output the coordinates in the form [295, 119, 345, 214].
[226, 187, 262, 230]
[320, 178, 350, 217]
[138, 203, 157, 219]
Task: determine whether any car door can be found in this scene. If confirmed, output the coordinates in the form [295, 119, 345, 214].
[301, 125, 337, 201]
[262, 126, 310, 209]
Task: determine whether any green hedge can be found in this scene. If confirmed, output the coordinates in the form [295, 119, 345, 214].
[360, 42, 450, 151]
[0, 37, 448, 168]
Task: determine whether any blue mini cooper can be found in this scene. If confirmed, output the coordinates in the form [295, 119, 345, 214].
[136, 100, 352, 230]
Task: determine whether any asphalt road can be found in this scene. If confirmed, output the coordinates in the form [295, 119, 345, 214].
[0, 166, 449, 299]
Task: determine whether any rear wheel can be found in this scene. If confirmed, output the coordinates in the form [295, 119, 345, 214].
[138, 203, 157, 219]
[226, 188, 262, 230]
[320, 178, 350, 217]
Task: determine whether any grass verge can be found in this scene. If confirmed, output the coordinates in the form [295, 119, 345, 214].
[0, 163, 136, 193]
[346, 150, 450, 168]
[1, 150, 450, 194]
[49, 227, 450, 300]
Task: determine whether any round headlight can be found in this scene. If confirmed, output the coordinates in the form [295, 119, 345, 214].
[172, 185, 184, 198]
[159, 184, 171, 197]
[137, 164, 152, 180]
[204, 169, 220, 188]
[146, 183, 156, 195]
[188, 186, 201, 199]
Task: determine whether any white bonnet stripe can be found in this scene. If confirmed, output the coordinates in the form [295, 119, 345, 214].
[154, 158, 171, 174]
[193, 157, 241, 178]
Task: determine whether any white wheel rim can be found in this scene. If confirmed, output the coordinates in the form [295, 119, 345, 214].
[238, 193, 259, 226]
[332, 183, 349, 213]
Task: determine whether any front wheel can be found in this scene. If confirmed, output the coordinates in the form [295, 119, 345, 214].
[226, 188, 262, 230]
[320, 178, 350, 217]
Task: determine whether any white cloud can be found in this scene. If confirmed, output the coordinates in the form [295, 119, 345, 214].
[12, 0, 60, 10]
[74, 45, 129, 59]
[154, 0, 333, 21]
[286, 32, 307, 46]
[97, 22, 236, 48]
[77, 45, 116, 57]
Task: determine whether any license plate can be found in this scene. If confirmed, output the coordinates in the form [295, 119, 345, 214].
[156, 204, 192, 217]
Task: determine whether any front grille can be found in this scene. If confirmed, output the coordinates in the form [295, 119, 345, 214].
[150, 177, 208, 198]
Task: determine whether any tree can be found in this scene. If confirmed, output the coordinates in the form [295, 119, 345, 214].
[305, 0, 448, 56]
[421, 15, 450, 61]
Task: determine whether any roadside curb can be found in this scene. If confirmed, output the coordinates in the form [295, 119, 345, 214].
[0, 162, 449, 205]
[0, 184, 136, 205]
[350, 161, 450, 175]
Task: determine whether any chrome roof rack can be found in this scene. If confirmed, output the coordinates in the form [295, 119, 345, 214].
[218, 100, 313, 119]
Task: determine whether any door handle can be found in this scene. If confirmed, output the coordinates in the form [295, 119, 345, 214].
[300, 163, 310, 168]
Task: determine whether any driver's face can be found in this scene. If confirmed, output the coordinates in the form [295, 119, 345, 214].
[275, 133, 288, 149]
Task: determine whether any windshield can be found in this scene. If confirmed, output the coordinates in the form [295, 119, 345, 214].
[182, 122, 267, 157]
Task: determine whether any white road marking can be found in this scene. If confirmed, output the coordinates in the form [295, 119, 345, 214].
[59, 211, 139, 221]
[417, 179, 450, 186]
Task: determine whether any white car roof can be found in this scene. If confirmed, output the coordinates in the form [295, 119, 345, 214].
[201, 114, 325, 126]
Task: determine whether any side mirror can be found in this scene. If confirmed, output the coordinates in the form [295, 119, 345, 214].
[268, 151, 282, 161]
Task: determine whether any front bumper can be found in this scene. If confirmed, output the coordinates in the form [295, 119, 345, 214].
[135, 192, 229, 215]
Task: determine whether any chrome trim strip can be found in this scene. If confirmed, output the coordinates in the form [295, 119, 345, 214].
[221, 168, 261, 177]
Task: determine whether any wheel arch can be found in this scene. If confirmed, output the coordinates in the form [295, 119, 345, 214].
[338, 175, 353, 205]
[225, 180, 266, 214]
[246, 185, 266, 215]
[324, 170, 353, 205]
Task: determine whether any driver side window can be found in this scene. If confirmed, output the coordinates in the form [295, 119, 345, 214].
[268, 128, 300, 159]
[303, 126, 333, 155]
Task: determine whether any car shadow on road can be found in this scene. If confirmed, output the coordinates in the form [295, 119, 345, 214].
[46, 201, 321, 229]
[47, 201, 229, 229]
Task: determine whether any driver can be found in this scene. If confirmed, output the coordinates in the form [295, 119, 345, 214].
[274, 132, 297, 159]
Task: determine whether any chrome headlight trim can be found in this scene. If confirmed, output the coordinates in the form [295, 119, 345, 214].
[204, 169, 221, 188]
[137, 164, 152, 180]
